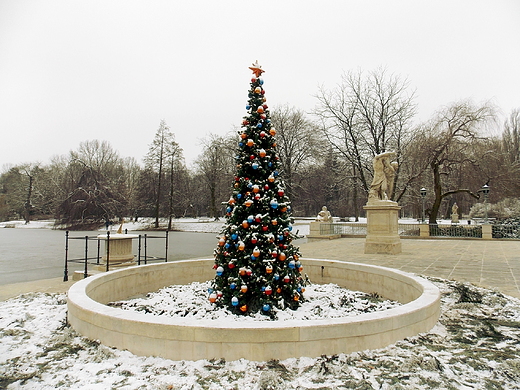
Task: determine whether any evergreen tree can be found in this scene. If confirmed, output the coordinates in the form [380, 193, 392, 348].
[209, 62, 305, 316]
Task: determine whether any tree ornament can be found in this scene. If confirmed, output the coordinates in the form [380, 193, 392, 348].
[265, 286, 273, 295]
[254, 87, 261, 94]
[270, 199, 278, 209]
[247, 139, 254, 147]
[278, 252, 287, 261]
[259, 149, 267, 158]
[240, 305, 248, 312]
[240, 285, 248, 293]
[216, 266, 224, 276]
[209, 293, 217, 303]
[283, 275, 290, 283]
[257, 106, 264, 114]
[231, 297, 239, 306]
[270, 128, 277, 136]
[262, 304, 271, 312]
[266, 265, 273, 273]
[238, 241, 245, 251]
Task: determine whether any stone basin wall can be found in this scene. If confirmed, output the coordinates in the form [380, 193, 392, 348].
[67, 258, 440, 361]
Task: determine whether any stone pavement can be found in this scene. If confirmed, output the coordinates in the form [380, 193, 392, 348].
[300, 237, 520, 299]
[1, 237, 519, 301]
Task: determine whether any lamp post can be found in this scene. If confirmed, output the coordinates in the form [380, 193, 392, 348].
[482, 184, 490, 224]
[420, 187, 427, 223]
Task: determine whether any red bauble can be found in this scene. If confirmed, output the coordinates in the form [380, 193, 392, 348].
[262, 225, 268, 231]
[278, 190, 284, 197]
[228, 262, 235, 269]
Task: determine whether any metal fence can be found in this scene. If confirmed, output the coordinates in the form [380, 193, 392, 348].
[317, 222, 520, 240]
[63, 230, 170, 281]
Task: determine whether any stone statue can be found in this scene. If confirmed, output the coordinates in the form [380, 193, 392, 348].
[451, 203, 459, 223]
[316, 206, 333, 222]
[368, 152, 398, 201]
[116, 219, 124, 234]
[452, 203, 458, 215]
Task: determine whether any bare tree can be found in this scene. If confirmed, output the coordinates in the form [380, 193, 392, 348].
[195, 133, 236, 219]
[270, 104, 321, 201]
[145, 120, 182, 228]
[313, 68, 416, 200]
[413, 101, 495, 223]
[503, 108, 520, 164]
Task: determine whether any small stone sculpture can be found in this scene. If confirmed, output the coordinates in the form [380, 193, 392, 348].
[316, 206, 333, 222]
[451, 203, 459, 223]
[368, 151, 398, 201]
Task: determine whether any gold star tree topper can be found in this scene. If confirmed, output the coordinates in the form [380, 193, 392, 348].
[249, 60, 264, 77]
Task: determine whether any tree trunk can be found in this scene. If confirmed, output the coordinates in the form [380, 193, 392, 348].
[429, 163, 442, 224]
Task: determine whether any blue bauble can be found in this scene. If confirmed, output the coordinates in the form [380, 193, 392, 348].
[226, 207, 232, 213]
[208, 288, 213, 293]
[237, 194, 242, 199]
[257, 123, 262, 128]
[289, 226, 293, 231]
[270, 200, 278, 209]
[259, 79, 264, 85]
[289, 260, 296, 269]
[251, 255, 257, 261]
[252, 163, 259, 170]
[274, 170, 279, 177]
[268, 162, 272, 168]
[231, 297, 239, 306]
[231, 233, 238, 240]
[262, 304, 270, 312]
[230, 283, 236, 290]
[278, 235, 284, 241]
[239, 142, 244, 147]
[297, 286, 302, 292]
[246, 105, 251, 110]
[274, 273, 280, 281]
[261, 286, 266, 292]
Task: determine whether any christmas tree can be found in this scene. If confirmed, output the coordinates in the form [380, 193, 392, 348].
[209, 62, 306, 316]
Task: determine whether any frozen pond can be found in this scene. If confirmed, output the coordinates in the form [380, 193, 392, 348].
[0, 229, 217, 285]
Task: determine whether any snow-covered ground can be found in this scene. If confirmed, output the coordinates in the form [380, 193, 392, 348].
[0, 217, 464, 237]
[108, 282, 401, 322]
[1, 279, 520, 389]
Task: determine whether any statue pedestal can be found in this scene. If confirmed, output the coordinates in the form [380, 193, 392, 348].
[451, 213, 459, 224]
[363, 201, 401, 254]
[95, 233, 138, 270]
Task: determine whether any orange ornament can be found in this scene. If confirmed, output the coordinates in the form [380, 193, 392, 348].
[259, 149, 266, 158]
[241, 132, 247, 139]
[293, 295, 299, 301]
[270, 128, 277, 136]
[247, 139, 254, 147]
[257, 106, 264, 114]
[276, 288, 282, 293]
[271, 219, 278, 226]
[278, 252, 287, 261]
[240, 305, 248, 312]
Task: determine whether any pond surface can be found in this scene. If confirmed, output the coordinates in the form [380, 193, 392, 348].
[0, 229, 218, 285]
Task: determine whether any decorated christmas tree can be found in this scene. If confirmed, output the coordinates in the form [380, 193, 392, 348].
[209, 62, 306, 316]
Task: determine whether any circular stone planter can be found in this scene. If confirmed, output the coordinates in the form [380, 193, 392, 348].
[67, 258, 440, 361]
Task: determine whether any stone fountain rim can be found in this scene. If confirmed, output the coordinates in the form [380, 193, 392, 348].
[68, 258, 440, 329]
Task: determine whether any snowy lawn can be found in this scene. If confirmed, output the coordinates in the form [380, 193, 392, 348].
[1, 279, 520, 389]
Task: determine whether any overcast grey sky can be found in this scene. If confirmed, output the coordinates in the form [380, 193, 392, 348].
[1, 0, 519, 170]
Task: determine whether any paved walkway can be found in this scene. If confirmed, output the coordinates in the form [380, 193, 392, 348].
[1, 237, 519, 301]
[300, 237, 520, 299]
